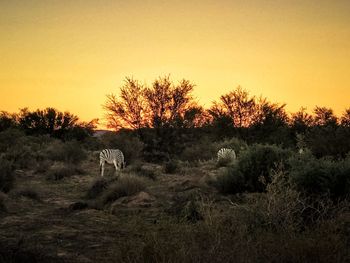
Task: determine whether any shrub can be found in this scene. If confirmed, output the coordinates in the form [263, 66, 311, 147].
[214, 166, 245, 194]
[215, 144, 292, 194]
[164, 160, 179, 174]
[3, 144, 37, 169]
[99, 175, 148, 205]
[131, 163, 157, 180]
[213, 137, 248, 155]
[100, 131, 144, 164]
[46, 163, 83, 180]
[236, 144, 292, 192]
[0, 128, 25, 152]
[45, 140, 87, 164]
[288, 152, 350, 199]
[181, 136, 247, 163]
[0, 158, 15, 193]
[86, 177, 110, 199]
[181, 136, 216, 162]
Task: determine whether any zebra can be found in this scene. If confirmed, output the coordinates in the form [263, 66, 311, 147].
[217, 148, 236, 165]
[99, 149, 125, 177]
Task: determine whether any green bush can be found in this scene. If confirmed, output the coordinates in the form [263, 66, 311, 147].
[0, 158, 15, 193]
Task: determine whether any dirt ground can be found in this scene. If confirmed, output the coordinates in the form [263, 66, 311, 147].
[0, 159, 222, 262]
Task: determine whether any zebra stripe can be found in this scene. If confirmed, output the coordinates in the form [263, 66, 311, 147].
[99, 149, 125, 177]
[217, 148, 236, 163]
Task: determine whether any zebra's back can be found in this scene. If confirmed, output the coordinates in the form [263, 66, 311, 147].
[217, 148, 236, 161]
[100, 149, 125, 166]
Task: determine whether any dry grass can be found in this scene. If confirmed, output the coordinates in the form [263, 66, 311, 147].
[0, 157, 348, 263]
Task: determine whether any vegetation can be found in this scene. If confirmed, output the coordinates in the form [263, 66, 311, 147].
[97, 175, 148, 206]
[0, 157, 15, 193]
[0, 77, 349, 262]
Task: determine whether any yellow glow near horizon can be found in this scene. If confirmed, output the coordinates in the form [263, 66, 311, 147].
[1, 0, 350, 127]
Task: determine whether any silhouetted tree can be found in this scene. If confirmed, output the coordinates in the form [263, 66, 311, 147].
[17, 107, 93, 140]
[103, 78, 148, 132]
[0, 111, 16, 132]
[313, 106, 338, 126]
[340, 108, 350, 127]
[290, 107, 314, 134]
[250, 98, 292, 146]
[144, 76, 197, 128]
[209, 86, 256, 128]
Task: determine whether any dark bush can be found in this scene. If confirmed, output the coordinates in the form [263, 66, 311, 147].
[46, 163, 83, 180]
[45, 140, 87, 164]
[164, 160, 179, 174]
[288, 152, 350, 199]
[0, 158, 15, 193]
[213, 137, 248, 155]
[131, 163, 157, 180]
[86, 177, 110, 199]
[99, 175, 147, 205]
[236, 144, 292, 192]
[100, 131, 144, 164]
[214, 166, 245, 194]
[215, 144, 292, 194]
[0, 192, 6, 213]
[0, 128, 25, 152]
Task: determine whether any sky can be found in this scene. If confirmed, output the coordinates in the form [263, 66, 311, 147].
[1, 0, 349, 127]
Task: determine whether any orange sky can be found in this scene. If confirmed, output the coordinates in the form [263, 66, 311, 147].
[1, 0, 349, 127]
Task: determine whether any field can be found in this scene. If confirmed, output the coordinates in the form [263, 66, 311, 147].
[1, 149, 349, 262]
[0, 128, 349, 263]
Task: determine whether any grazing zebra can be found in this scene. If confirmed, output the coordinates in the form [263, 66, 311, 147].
[217, 148, 236, 164]
[99, 149, 125, 177]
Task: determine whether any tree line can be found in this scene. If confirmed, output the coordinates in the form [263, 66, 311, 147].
[1, 75, 350, 160]
[0, 107, 97, 141]
[103, 76, 350, 160]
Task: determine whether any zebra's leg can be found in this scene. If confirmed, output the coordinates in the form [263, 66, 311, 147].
[101, 162, 105, 177]
[113, 160, 119, 177]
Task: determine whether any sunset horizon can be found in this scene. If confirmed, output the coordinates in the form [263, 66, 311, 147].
[1, 0, 349, 127]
